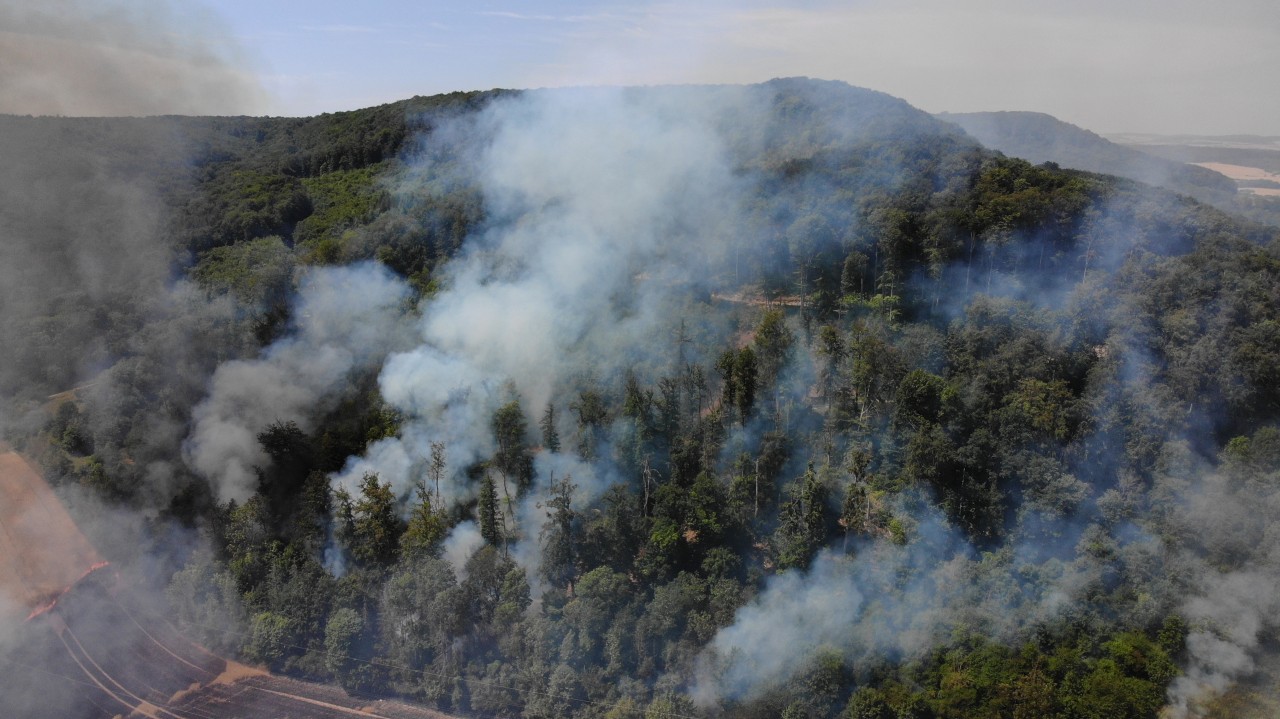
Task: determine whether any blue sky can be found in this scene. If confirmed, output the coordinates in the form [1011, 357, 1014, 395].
[3, 0, 1278, 134]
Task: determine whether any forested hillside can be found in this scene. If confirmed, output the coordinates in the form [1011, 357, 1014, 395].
[4, 78, 1280, 719]
[937, 110, 1280, 228]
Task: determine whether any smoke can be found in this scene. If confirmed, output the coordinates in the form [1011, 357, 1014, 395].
[442, 521, 485, 579]
[1159, 459, 1280, 717]
[0, 0, 266, 116]
[330, 87, 749, 513]
[0, 0, 269, 442]
[1168, 570, 1280, 717]
[691, 501, 1098, 705]
[185, 262, 415, 503]
[0, 2, 272, 712]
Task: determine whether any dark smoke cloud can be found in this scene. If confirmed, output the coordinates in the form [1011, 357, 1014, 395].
[0, 0, 266, 117]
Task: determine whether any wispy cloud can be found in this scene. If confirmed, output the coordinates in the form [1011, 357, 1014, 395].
[300, 24, 380, 34]
[478, 11, 561, 21]
[478, 10, 634, 24]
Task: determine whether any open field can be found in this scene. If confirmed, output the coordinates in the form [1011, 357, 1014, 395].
[0, 450, 103, 619]
[0, 450, 461, 719]
[9, 574, 461, 718]
[1194, 162, 1280, 183]
[1190, 162, 1280, 196]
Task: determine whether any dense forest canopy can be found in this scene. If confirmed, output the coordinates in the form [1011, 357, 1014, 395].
[937, 110, 1280, 228]
[3, 78, 1280, 719]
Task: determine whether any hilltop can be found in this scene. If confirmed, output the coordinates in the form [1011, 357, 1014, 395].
[937, 110, 1236, 200]
[939, 110, 1280, 228]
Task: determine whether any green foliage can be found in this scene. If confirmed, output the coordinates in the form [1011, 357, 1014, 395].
[295, 164, 389, 248]
[166, 550, 246, 655]
[401, 486, 448, 559]
[23, 81, 1280, 719]
[572, 389, 608, 461]
[335, 473, 405, 571]
[324, 607, 366, 682]
[478, 471, 503, 546]
[893, 369, 949, 429]
[755, 309, 795, 388]
[540, 402, 561, 452]
[542, 474, 578, 590]
[774, 464, 833, 569]
[492, 396, 532, 487]
[245, 611, 292, 667]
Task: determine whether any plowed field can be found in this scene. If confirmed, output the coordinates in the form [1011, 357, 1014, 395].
[0, 450, 460, 719]
[0, 450, 103, 619]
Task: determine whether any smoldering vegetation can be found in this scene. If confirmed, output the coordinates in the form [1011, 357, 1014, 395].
[4, 78, 1280, 719]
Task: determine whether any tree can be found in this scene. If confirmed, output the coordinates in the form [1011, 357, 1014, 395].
[774, 464, 830, 569]
[840, 481, 869, 550]
[540, 402, 560, 453]
[340, 472, 405, 571]
[325, 607, 368, 688]
[491, 396, 531, 488]
[491, 396, 531, 527]
[841, 250, 869, 299]
[478, 471, 504, 546]
[893, 369, 948, 429]
[620, 370, 656, 473]
[542, 474, 577, 591]
[716, 349, 739, 420]
[402, 478, 447, 560]
[735, 346, 759, 422]
[428, 441, 447, 505]
[755, 309, 794, 389]
[571, 389, 608, 461]
[256, 419, 316, 522]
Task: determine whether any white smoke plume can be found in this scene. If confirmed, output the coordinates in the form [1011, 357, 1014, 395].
[333, 87, 749, 515]
[691, 503, 1098, 705]
[1166, 569, 1280, 717]
[1160, 460, 1280, 717]
[442, 520, 485, 580]
[185, 262, 414, 502]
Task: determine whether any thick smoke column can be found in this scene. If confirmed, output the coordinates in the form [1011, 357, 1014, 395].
[186, 263, 414, 502]
[332, 88, 745, 513]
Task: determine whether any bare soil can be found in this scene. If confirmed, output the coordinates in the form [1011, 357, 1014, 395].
[0, 449, 460, 719]
[0, 450, 103, 618]
[1192, 162, 1280, 183]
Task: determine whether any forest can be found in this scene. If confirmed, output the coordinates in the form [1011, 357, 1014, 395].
[3, 78, 1280, 719]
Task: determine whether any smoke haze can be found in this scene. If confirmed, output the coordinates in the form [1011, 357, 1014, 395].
[0, 0, 266, 116]
[325, 87, 749, 509]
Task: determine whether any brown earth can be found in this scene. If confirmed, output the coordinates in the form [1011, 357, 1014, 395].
[0, 449, 104, 619]
[1192, 162, 1280, 183]
[0, 450, 462, 719]
[30, 574, 460, 719]
[1191, 162, 1280, 196]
